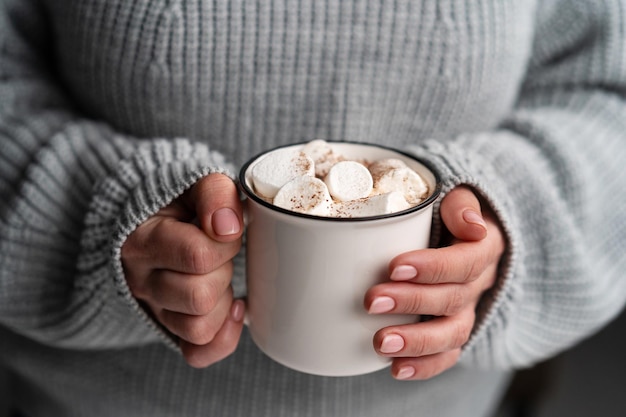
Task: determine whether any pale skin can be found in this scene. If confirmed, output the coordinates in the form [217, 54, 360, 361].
[122, 173, 505, 379]
[122, 173, 246, 367]
[364, 185, 505, 380]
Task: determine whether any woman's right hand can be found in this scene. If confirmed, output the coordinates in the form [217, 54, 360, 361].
[122, 173, 246, 368]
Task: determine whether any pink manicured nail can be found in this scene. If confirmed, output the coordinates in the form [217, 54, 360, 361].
[380, 334, 405, 353]
[231, 300, 245, 322]
[396, 366, 416, 380]
[368, 296, 396, 314]
[390, 265, 417, 281]
[462, 209, 487, 229]
[213, 208, 241, 236]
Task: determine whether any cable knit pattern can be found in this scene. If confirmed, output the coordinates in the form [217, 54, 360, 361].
[1, 0, 625, 416]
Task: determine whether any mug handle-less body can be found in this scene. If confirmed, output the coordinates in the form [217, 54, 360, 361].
[239, 141, 441, 377]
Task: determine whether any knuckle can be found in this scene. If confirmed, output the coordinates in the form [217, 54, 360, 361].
[181, 239, 219, 274]
[450, 319, 473, 349]
[405, 291, 424, 314]
[187, 283, 219, 316]
[481, 266, 498, 291]
[125, 270, 154, 301]
[443, 286, 466, 315]
[181, 317, 218, 346]
[408, 332, 429, 357]
[207, 173, 236, 195]
[430, 257, 449, 284]
[127, 278, 149, 300]
[120, 238, 135, 262]
[464, 245, 496, 283]
[194, 174, 236, 206]
[121, 227, 150, 263]
[465, 260, 484, 283]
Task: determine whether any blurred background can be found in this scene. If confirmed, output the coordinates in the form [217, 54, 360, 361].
[497, 307, 626, 417]
[1, 307, 624, 416]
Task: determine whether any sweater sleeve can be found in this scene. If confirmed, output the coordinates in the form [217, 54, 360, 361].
[0, 0, 234, 349]
[408, 0, 626, 370]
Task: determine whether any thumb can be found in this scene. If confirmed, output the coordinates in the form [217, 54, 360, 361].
[186, 173, 244, 242]
[440, 186, 487, 242]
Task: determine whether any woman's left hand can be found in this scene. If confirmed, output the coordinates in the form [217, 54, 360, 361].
[364, 186, 505, 380]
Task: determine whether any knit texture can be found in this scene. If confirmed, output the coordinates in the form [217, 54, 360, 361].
[1, 0, 625, 416]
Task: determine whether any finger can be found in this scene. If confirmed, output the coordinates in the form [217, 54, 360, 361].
[368, 258, 499, 316]
[141, 262, 233, 315]
[128, 216, 241, 274]
[440, 186, 487, 242]
[366, 281, 483, 316]
[180, 299, 246, 368]
[388, 241, 494, 285]
[157, 286, 234, 346]
[186, 174, 244, 242]
[390, 349, 462, 381]
[373, 308, 475, 358]
[389, 210, 504, 286]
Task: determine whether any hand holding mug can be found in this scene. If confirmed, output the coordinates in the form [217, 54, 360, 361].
[365, 186, 505, 380]
[122, 173, 246, 368]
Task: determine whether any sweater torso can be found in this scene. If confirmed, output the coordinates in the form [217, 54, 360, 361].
[49, 0, 534, 164]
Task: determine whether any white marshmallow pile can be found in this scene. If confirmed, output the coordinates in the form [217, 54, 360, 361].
[250, 140, 429, 217]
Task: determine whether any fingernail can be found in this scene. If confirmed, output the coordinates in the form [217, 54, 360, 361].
[380, 334, 405, 353]
[368, 296, 396, 314]
[462, 209, 487, 229]
[213, 208, 241, 236]
[396, 366, 416, 380]
[390, 265, 417, 281]
[231, 300, 245, 322]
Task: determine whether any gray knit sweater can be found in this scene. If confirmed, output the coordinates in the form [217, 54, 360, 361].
[1, 0, 625, 416]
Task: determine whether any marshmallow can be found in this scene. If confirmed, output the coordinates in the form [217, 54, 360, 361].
[301, 139, 343, 178]
[273, 176, 333, 216]
[372, 166, 429, 205]
[324, 161, 373, 202]
[251, 150, 315, 198]
[368, 158, 407, 179]
[333, 192, 411, 218]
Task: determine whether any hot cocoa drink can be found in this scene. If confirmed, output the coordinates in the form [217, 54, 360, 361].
[248, 140, 430, 218]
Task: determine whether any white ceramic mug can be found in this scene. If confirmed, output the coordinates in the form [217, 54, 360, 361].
[239, 142, 441, 377]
